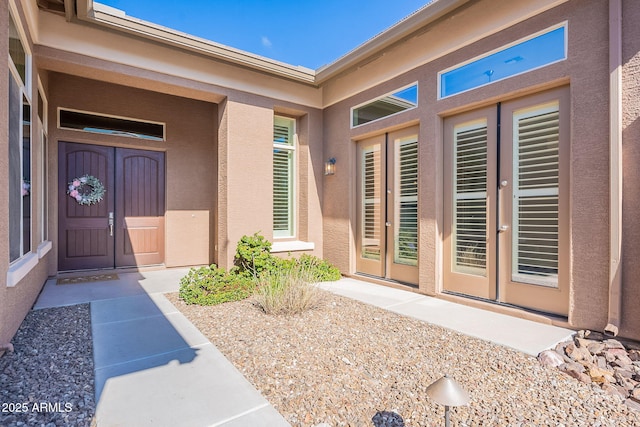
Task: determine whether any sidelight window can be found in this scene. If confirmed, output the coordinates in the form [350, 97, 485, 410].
[273, 116, 296, 238]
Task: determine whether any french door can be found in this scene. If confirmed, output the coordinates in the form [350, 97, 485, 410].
[443, 88, 569, 316]
[356, 126, 419, 285]
[58, 142, 165, 271]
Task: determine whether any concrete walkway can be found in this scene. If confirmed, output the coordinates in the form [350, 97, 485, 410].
[318, 278, 574, 357]
[35, 269, 289, 427]
[34, 269, 574, 426]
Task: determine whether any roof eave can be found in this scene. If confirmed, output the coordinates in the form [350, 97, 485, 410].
[315, 0, 470, 84]
[73, 0, 470, 87]
[75, 0, 317, 84]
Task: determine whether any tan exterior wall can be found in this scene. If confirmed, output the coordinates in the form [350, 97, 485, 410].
[621, 0, 640, 340]
[1, 0, 53, 351]
[216, 99, 324, 269]
[47, 73, 218, 268]
[323, 0, 612, 331]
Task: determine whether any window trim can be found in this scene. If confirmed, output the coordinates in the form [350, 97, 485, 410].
[57, 107, 166, 141]
[350, 82, 418, 129]
[273, 115, 297, 239]
[8, 2, 34, 270]
[437, 22, 568, 99]
[37, 78, 49, 244]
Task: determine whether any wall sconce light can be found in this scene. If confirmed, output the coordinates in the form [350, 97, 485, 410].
[426, 374, 470, 427]
[324, 157, 336, 176]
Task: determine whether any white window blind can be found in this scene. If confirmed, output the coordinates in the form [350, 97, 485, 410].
[453, 120, 488, 276]
[394, 138, 418, 265]
[273, 116, 295, 238]
[361, 145, 381, 260]
[512, 104, 560, 286]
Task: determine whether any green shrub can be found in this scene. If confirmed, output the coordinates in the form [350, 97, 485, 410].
[179, 264, 255, 305]
[295, 254, 342, 282]
[252, 264, 325, 315]
[179, 233, 341, 306]
[234, 233, 277, 278]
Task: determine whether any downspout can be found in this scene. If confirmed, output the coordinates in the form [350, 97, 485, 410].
[605, 0, 623, 337]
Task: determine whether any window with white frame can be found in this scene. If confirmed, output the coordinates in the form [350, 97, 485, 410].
[273, 116, 295, 238]
[8, 8, 32, 263]
[37, 85, 48, 243]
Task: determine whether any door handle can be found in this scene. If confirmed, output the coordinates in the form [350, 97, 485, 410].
[108, 212, 114, 237]
[498, 224, 509, 233]
[385, 222, 392, 227]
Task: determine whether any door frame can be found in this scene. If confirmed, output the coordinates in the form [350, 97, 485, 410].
[58, 141, 166, 271]
[442, 87, 570, 316]
[355, 126, 419, 285]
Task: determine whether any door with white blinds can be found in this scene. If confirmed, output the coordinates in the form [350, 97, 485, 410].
[444, 88, 569, 316]
[499, 89, 569, 315]
[356, 127, 419, 284]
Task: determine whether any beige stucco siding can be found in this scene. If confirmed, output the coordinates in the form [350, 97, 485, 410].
[47, 73, 218, 268]
[323, 0, 611, 331]
[621, 0, 640, 339]
[1, 0, 53, 351]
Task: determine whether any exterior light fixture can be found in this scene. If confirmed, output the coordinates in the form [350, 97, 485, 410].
[425, 374, 470, 427]
[324, 157, 336, 176]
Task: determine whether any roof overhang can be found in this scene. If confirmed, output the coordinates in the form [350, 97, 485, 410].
[65, 0, 469, 87]
[74, 0, 317, 84]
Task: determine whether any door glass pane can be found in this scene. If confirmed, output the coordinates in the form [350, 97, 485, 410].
[361, 145, 381, 260]
[394, 138, 418, 265]
[453, 120, 488, 275]
[512, 104, 559, 286]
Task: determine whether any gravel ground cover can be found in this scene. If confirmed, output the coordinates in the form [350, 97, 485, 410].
[167, 291, 640, 427]
[0, 304, 95, 427]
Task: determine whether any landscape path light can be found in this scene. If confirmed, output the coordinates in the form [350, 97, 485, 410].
[425, 374, 470, 427]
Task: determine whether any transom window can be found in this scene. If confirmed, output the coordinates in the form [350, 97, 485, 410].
[59, 109, 165, 141]
[351, 84, 418, 128]
[439, 24, 567, 99]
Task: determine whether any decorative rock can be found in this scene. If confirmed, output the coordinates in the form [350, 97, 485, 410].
[602, 383, 626, 399]
[626, 398, 640, 412]
[587, 342, 606, 355]
[549, 330, 640, 409]
[605, 339, 626, 350]
[538, 350, 565, 367]
[565, 343, 592, 362]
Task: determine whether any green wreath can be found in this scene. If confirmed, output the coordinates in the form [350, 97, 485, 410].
[67, 174, 106, 206]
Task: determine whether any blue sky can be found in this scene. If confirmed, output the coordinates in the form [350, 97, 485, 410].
[97, 1, 431, 69]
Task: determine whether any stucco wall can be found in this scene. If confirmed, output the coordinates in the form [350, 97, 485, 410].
[1, 0, 53, 351]
[621, 0, 640, 340]
[47, 73, 218, 268]
[323, 0, 611, 330]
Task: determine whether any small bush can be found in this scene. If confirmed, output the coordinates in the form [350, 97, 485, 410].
[179, 265, 255, 305]
[252, 265, 325, 315]
[179, 233, 341, 306]
[234, 233, 277, 278]
[296, 254, 342, 282]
